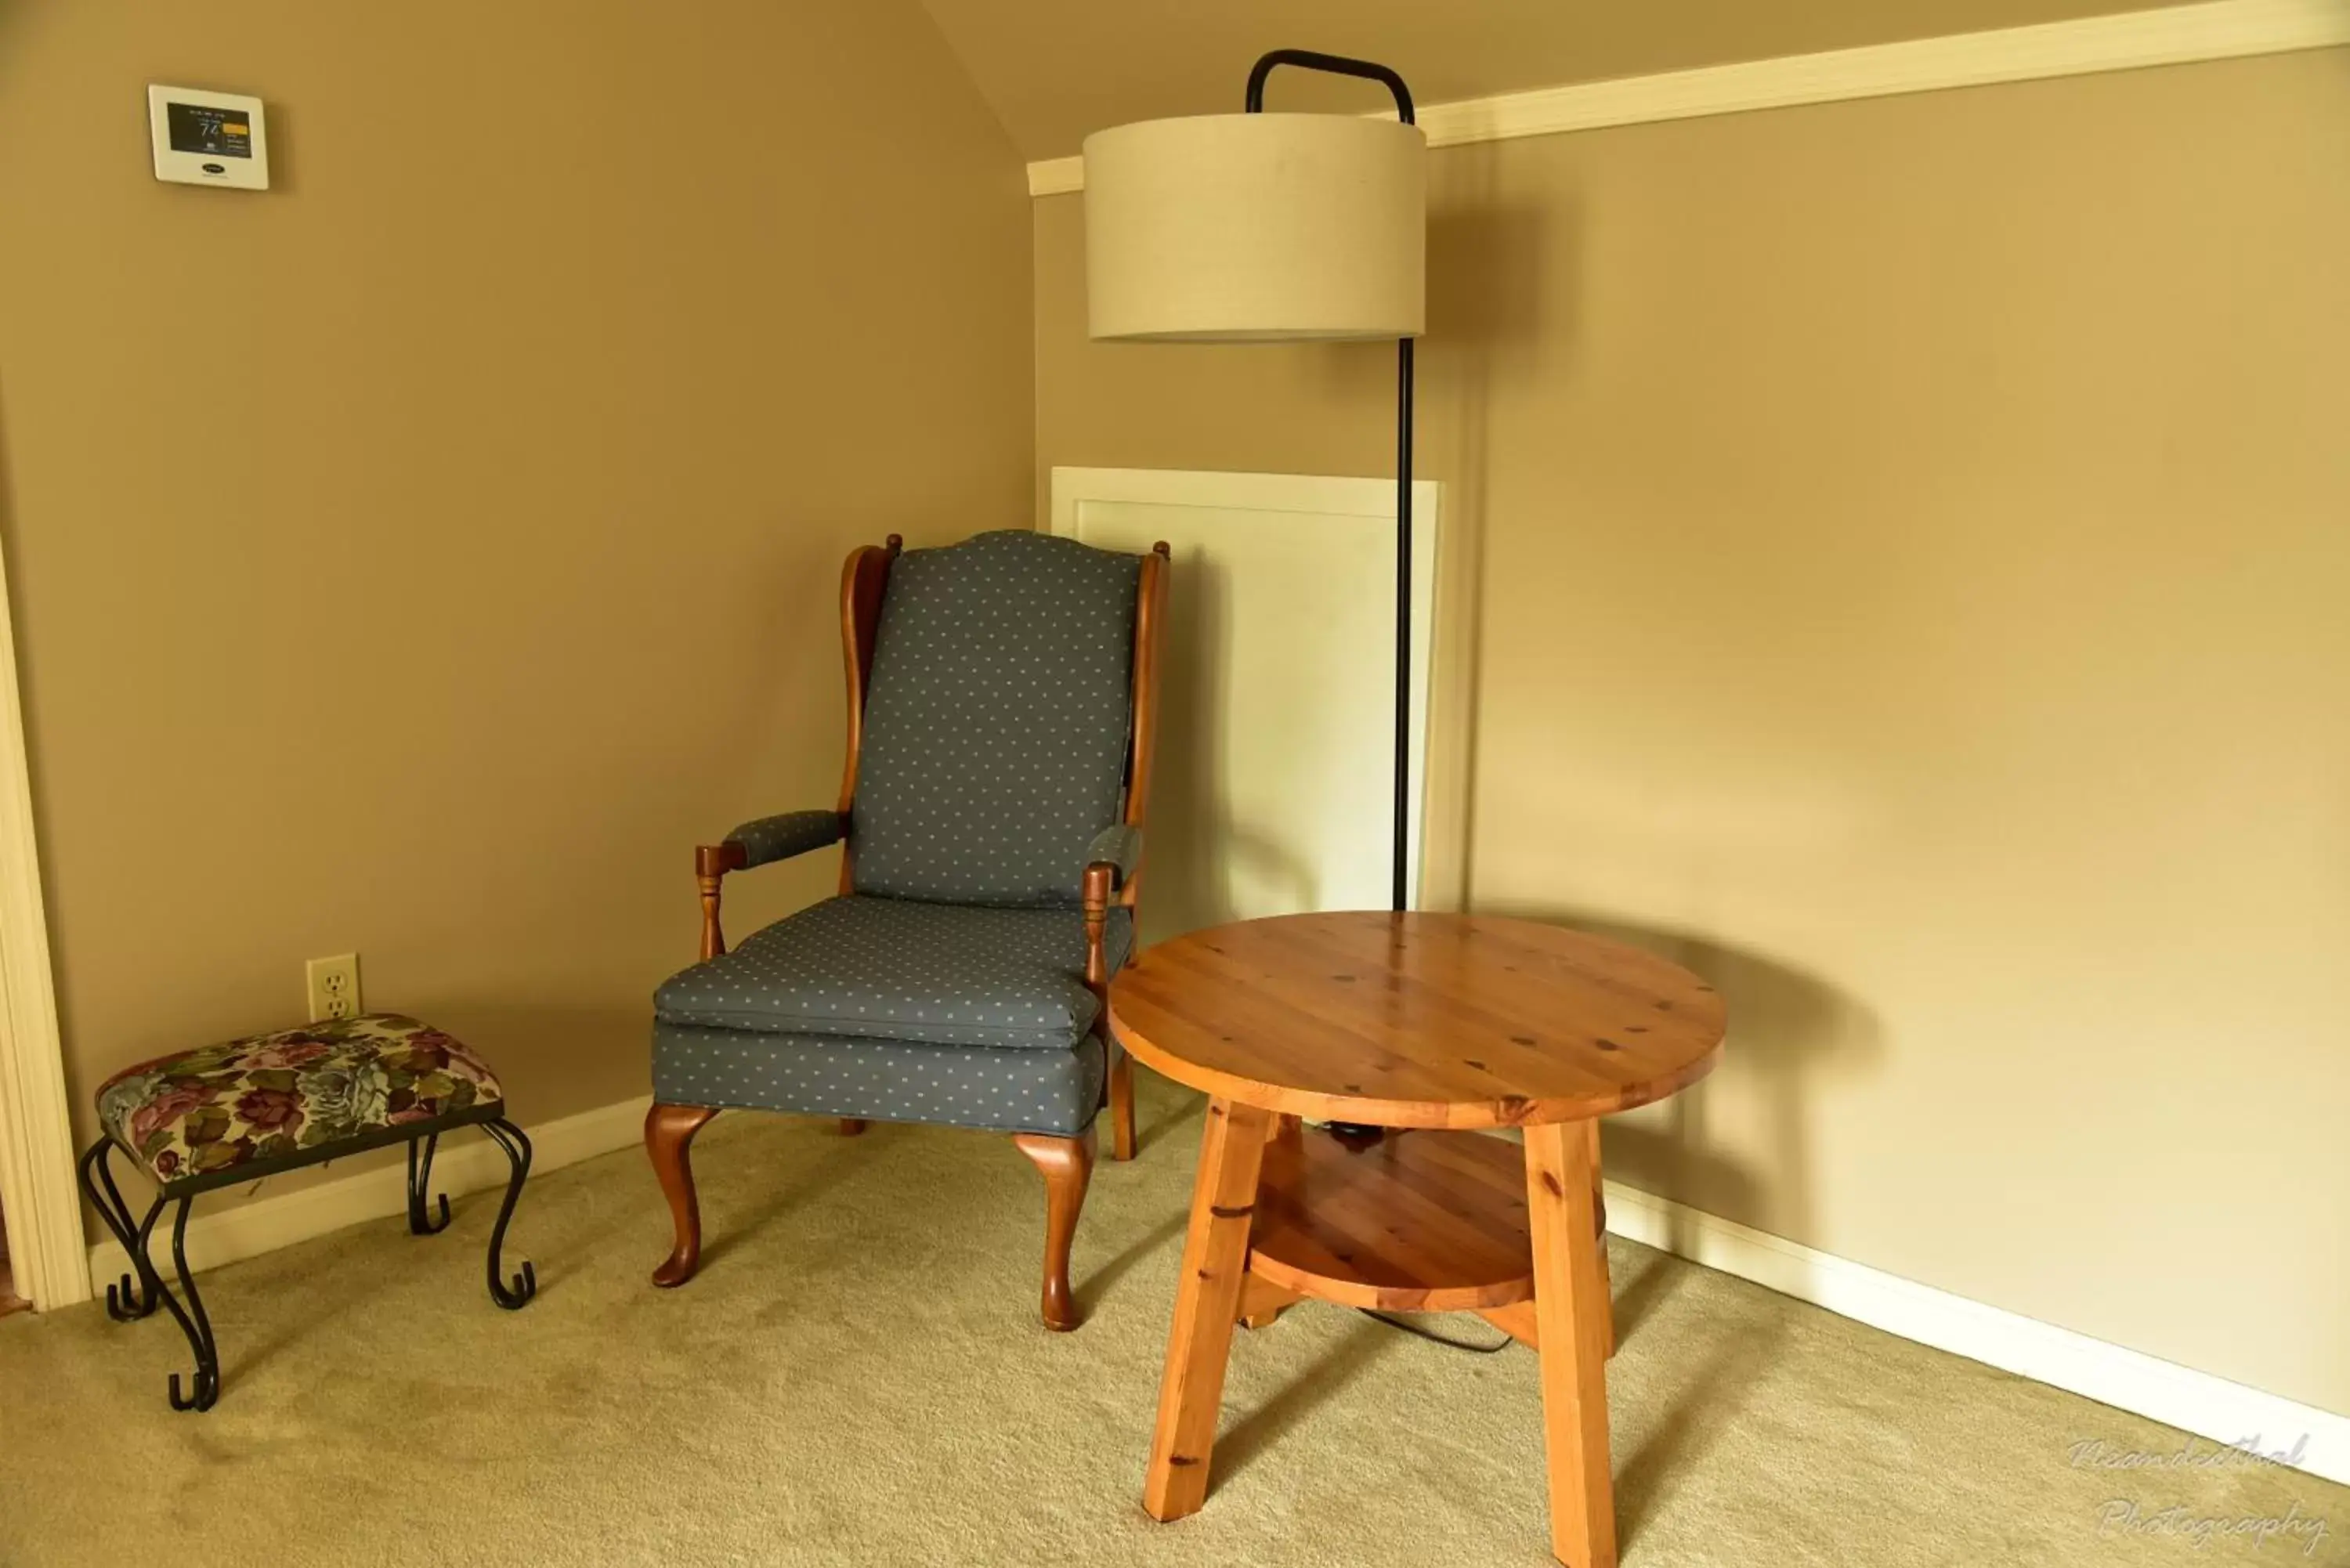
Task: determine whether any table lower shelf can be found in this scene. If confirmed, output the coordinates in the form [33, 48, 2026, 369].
[1244, 1125, 1537, 1313]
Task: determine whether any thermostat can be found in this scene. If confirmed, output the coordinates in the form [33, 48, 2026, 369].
[148, 85, 269, 190]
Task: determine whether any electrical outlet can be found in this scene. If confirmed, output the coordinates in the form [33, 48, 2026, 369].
[305, 953, 362, 1022]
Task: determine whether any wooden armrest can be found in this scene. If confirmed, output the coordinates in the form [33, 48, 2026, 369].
[694, 841, 750, 961]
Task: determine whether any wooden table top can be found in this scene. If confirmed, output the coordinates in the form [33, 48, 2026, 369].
[1108, 912, 1726, 1129]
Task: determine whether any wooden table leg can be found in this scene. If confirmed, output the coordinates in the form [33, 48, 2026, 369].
[1143, 1096, 1274, 1522]
[1238, 1272, 1301, 1331]
[1477, 1299, 1539, 1348]
[1525, 1120, 1617, 1568]
[1594, 1162, 1615, 1359]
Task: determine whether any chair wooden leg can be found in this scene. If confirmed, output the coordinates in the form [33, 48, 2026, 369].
[1106, 1040, 1137, 1162]
[1012, 1127, 1096, 1331]
[645, 1103, 719, 1288]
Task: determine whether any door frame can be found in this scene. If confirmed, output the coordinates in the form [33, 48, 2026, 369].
[0, 537, 90, 1311]
[1049, 464, 1444, 910]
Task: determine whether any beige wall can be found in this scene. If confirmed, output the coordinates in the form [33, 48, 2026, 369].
[0, 0, 1032, 1207]
[1036, 51, 2350, 1414]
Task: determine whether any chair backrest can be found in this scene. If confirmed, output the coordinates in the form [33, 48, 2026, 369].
[850, 530, 1144, 908]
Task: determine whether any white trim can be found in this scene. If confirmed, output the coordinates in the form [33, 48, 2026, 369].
[0, 533, 90, 1312]
[1053, 464, 1438, 522]
[1027, 157, 1082, 197]
[1048, 465, 1441, 909]
[1602, 1176, 2350, 1487]
[85, 1095, 651, 1284]
[1025, 0, 2350, 195]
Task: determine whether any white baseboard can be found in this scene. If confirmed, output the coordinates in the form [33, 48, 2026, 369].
[1025, 0, 2350, 195]
[1602, 1177, 2350, 1487]
[85, 1095, 650, 1284]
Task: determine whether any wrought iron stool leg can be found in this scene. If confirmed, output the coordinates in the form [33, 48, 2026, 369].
[406, 1131, 451, 1234]
[76, 1139, 164, 1321]
[127, 1197, 169, 1317]
[479, 1118, 537, 1310]
[155, 1197, 220, 1411]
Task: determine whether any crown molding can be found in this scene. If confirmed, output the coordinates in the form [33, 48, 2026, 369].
[1025, 0, 2350, 196]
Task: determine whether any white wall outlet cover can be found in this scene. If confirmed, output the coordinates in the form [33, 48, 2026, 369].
[148, 85, 269, 190]
[305, 953, 362, 1022]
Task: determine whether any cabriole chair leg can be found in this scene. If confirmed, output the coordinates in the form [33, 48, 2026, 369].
[1012, 1126, 1097, 1331]
[646, 1102, 720, 1288]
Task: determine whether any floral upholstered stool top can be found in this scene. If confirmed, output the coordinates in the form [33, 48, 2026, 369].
[78, 1013, 537, 1411]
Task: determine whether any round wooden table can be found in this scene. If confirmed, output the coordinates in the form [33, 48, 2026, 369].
[1110, 912, 1726, 1568]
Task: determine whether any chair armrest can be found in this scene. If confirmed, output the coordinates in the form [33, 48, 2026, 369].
[721, 810, 848, 871]
[1079, 827, 1143, 995]
[1084, 825, 1143, 891]
[692, 811, 848, 963]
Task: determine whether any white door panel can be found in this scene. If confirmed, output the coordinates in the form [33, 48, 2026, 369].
[1050, 468, 1439, 947]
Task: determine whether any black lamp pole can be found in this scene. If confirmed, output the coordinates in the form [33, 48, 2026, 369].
[1245, 50, 1418, 916]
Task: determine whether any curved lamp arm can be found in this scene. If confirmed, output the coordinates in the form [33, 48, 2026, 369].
[1245, 49, 1415, 123]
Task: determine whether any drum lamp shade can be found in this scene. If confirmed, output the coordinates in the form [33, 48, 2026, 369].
[1083, 114, 1426, 342]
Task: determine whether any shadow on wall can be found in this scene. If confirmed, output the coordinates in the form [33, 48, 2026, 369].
[1423, 184, 1564, 909]
[1483, 898, 1886, 1272]
[1483, 900, 1882, 1545]
[1484, 900, 1885, 1250]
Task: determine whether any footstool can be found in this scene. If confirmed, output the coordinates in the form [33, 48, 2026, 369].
[76, 1013, 537, 1411]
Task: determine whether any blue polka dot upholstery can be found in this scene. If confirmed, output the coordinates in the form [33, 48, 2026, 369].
[1084, 825, 1144, 888]
[651, 530, 1152, 1139]
[850, 531, 1141, 909]
[653, 1024, 1107, 1138]
[725, 810, 846, 869]
[653, 896, 1133, 1051]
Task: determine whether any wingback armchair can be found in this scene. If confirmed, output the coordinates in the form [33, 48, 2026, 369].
[645, 529, 1167, 1330]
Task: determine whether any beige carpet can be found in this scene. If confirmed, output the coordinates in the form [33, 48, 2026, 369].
[2, 1075, 2340, 1567]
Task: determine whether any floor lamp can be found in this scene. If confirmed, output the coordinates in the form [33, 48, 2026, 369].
[1083, 49, 1426, 913]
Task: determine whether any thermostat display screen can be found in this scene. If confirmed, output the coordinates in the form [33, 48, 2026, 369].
[165, 102, 252, 159]
[149, 83, 269, 190]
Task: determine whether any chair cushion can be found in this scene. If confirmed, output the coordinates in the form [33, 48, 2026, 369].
[851, 530, 1143, 908]
[653, 895, 1133, 1050]
[652, 1024, 1105, 1138]
[94, 1014, 503, 1189]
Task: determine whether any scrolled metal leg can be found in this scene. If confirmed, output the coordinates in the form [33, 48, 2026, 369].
[479, 1118, 537, 1310]
[79, 1138, 217, 1407]
[122, 1198, 169, 1319]
[406, 1132, 452, 1235]
[157, 1198, 220, 1412]
[75, 1139, 164, 1321]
